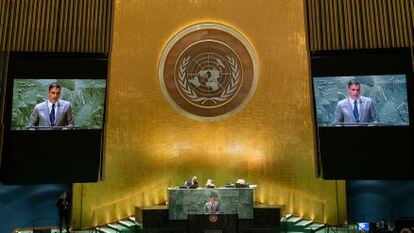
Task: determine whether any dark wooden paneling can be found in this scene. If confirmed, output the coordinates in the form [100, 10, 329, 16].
[306, 0, 414, 51]
[0, 0, 113, 53]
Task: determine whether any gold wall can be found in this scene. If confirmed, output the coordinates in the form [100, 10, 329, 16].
[71, 0, 347, 228]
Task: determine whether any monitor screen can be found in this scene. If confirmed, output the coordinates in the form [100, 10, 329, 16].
[0, 52, 108, 184]
[313, 74, 409, 127]
[11, 79, 106, 130]
[310, 48, 414, 179]
[357, 222, 370, 232]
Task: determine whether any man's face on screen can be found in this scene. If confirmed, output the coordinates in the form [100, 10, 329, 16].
[48, 87, 61, 103]
[347, 84, 360, 100]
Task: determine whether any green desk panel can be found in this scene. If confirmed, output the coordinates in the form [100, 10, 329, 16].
[168, 188, 253, 220]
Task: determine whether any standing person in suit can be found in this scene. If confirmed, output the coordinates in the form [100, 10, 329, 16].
[28, 82, 74, 129]
[333, 79, 379, 125]
[56, 191, 71, 233]
[204, 194, 220, 214]
[377, 219, 388, 233]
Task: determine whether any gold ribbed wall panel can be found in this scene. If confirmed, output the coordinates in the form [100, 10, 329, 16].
[0, 0, 113, 52]
[71, 0, 347, 229]
[306, 0, 414, 51]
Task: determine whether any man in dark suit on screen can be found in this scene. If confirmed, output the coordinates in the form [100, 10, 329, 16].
[333, 79, 379, 125]
[28, 82, 74, 130]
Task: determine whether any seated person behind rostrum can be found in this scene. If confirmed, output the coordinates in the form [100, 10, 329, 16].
[205, 179, 216, 188]
[184, 176, 198, 188]
[235, 178, 248, 188]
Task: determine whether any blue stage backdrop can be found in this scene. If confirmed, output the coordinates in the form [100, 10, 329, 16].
[0, 183, 71, 233]
[347, 180, 414, 222]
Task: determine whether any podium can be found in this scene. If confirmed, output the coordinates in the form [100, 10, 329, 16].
[188, 214, 238, 233]
[168, 188, 253, 219]
[136, 188, 281, 233]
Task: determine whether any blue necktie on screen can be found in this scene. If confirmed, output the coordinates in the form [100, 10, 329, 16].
[50, 103, 55, 126]
[353, 100, 359, 122]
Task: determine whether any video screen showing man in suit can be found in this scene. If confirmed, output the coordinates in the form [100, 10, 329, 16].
[312, 75, 409, 127]
[333, 79, 379, 125]
[11, 79, 106, 130]
[28, 82, 74, 130]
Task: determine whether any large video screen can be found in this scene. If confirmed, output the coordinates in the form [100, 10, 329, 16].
[313, 74, 409, 127]
[311, 48, 414, 179]
[0, 53, 108, 184]
[12, 79, 106, 130]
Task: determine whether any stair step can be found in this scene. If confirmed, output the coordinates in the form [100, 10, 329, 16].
[119, 220, 137, 227]
[315, 228, 327, 233]
[286, 216, 303, 224]
[128, 216, 136, 222]
[305, 223, 325, 231]
[281, 213, 294, 222]
[97, 227, 119, 233]
[108, 223, 129, 231]
[296, 220, 314, 227]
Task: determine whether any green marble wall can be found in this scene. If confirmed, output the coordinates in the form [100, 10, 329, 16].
[168, 188, 253, 220]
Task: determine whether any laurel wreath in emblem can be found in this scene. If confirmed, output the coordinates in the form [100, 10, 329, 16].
[209, 214, 218, 223]
[178, 56, 240, 105]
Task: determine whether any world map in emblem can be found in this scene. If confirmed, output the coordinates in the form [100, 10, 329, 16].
[176, 42, 243, 108]
[159, 23, 258, 121]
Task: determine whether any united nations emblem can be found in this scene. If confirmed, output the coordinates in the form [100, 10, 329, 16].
[209, 214, 218, 223]
[159, 23, 258, 121]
